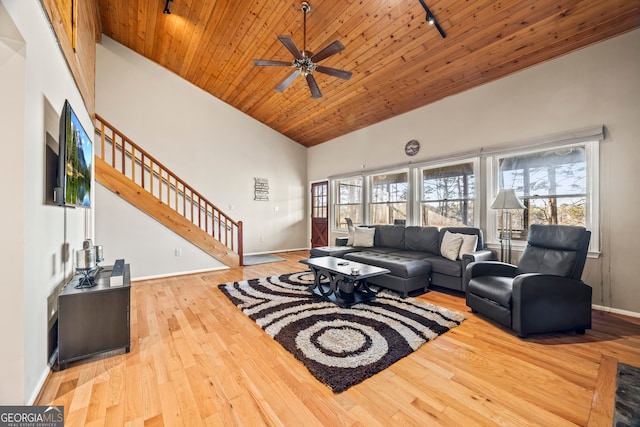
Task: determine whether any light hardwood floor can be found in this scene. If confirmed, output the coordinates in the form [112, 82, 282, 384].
[36, 251, 640, 426]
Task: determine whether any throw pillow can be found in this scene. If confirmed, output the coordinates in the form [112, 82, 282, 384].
[346, 224, 355, 246]
[458, 234, 479, 259]
[441, 231, 464, 261]
[353, 227, 375, 247]
[345, 218, 356, 245]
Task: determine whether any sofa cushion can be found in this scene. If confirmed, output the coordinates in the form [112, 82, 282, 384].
[343, 252, 431, 278]
[404, 226, 440, 254]
[388, 250, 432, 260]
[374, 225, 405, 249]
[360, 246, 397, 254]
[425, 256, 463, 277]
[310, 246, 358, 258]
[441, 231, 464, 261]
[353, 227, 375, 247]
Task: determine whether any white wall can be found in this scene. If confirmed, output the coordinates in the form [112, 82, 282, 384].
[95, 185, 227, 278]
[308, 30, 640, 315]
[0, 0, 93, 404]
[96, 37, 308, 278]
[0, 0, 26, 405]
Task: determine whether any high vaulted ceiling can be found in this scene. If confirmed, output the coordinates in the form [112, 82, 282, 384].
[97, 0, 640, 147]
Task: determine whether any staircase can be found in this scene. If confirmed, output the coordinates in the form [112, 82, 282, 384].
[94, 115, 243, 267]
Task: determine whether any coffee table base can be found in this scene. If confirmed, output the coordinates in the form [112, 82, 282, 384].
[307, 266, 377, 308]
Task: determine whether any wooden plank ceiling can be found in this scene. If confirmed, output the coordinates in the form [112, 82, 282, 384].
[98, 0, 640, 147]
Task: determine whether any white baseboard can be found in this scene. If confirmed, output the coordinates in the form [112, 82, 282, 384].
[27, 366, 51, 405]
[592, 304, 640, 319]
[245, 247, 309, 256]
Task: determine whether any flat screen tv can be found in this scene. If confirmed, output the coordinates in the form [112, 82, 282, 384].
[55, 100, 93, 208]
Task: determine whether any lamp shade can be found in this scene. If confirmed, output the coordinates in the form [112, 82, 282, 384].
[490, 189, 526, 210]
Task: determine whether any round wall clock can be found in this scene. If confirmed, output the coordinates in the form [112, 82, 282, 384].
[404, 139, 420, 156]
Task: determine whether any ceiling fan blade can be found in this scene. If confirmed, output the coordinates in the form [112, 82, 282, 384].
[277, 35, 303, 60]
[275, 70, 301, 92]
[315, 65, 352, 80]
[310, 40, 345, 63]
[306, 74, 322, 99]
[253, 59, 293, 67]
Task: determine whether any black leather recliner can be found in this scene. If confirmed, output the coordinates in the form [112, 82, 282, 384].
[465, 224, 592, 338]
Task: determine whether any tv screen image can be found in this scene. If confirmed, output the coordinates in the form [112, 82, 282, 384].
[57, 100, 93, 207]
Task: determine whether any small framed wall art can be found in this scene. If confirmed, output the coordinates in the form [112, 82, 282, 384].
[254, 177, 269, 201]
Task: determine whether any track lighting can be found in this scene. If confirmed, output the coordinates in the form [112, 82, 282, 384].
[163, 0, 172, 14]
[418, 0, 446, 38]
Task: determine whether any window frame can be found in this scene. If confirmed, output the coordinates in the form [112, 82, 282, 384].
[367, 168, 410, 225]
[486, 140, 600, 252]
[416, 158, 480, 228]
[326, 127, 601, 254]
[332, 175, 364, 230]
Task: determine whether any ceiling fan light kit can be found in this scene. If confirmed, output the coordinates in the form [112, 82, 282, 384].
[253, 2, 352, 99]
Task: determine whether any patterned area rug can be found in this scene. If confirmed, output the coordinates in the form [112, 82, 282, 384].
[218, 271, 465, 393]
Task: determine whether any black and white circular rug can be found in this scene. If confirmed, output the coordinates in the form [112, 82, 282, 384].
[218, 271, 466, 393]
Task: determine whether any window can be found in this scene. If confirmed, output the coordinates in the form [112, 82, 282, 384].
[493, 142, 597, 245]
[334, 176, 363, 228]
[420, 162, 475, 227]
[311, 182, 327, 219]
[326, 127, 600, 251]
[370, 171, 408, 225]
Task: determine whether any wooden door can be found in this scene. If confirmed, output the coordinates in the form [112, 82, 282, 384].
[311, 181, 329, 247]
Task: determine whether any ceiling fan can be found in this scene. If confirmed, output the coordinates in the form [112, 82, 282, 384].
[253, 2, 352, 99]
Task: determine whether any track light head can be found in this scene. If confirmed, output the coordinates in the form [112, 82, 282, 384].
[418, 0, 446, 38]
[163, 0, 172, 14]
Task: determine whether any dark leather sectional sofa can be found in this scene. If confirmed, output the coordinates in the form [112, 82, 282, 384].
[310, 225, 496, 297]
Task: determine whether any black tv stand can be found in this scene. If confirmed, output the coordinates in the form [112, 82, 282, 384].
[55, 264, 131, 370]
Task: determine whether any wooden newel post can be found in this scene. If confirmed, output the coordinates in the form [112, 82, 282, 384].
[237, 220, 244, 266]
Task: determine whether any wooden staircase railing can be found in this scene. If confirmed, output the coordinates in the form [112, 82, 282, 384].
[94, 114, 243, 267]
